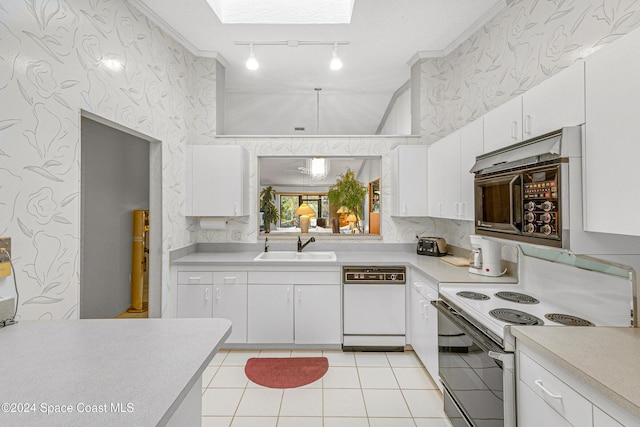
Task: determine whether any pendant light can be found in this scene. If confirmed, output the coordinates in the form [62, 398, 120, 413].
[329, 43, 343, 70]
[246, 43, 259, 70]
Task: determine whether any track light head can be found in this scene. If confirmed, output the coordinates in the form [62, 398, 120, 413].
[246, 44, 259, 70]
[329, 44, 343, 70]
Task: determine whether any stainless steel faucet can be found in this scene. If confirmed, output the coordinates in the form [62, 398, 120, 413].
[297, 236, 315, 252]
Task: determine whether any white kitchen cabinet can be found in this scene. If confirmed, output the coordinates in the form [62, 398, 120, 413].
[248, 284, 294, 344]
[584, 28, 640, 236]
[177, 285, 213, 318]
[483, 96, 523, 153]
[458, 119, 484, 220]
[593, 407, 624, 427]
[294, 284, 341, 345]
[390, 145, 428, 216]
[185, 145, 249, 217]
[212, 272, 247, 344]
[428, 132, 458, 218]
[521, 61, 584, 139]
[516, 343, 635, 427]
[427, 120, 483, 220]
[246, 269, 341, 345]
[409, 269, 440, 390]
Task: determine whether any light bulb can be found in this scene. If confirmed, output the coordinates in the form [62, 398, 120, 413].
[246, 45, 259, 70]
[330, 45, 342, 70]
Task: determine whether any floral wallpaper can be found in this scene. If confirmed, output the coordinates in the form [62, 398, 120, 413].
[0, 0, 218, 320]
[420, 0, 640, 142]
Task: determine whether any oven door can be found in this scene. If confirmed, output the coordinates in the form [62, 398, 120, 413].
[433, 300, 515, 427]
[475, 171, 522, 234]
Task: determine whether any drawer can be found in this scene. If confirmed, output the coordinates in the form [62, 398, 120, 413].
[213, 271, 248, 285]
[519, 350, 592, 427]
[248, 271, 340, 285]
[177, 272, 213, 285]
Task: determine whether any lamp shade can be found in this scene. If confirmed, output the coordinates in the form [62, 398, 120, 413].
[346, 214, 357, 222]
[294, 203, 316, 217]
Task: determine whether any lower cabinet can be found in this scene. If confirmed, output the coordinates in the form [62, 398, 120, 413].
[409, 269, 440, 390]
[177, 284, 213, 318]
[517, 343, 633, 427]
[212, 272, 247, 344]
[247, 283, 341, 345]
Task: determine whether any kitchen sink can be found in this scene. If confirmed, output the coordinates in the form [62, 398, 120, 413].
[253, 251, 337, 262]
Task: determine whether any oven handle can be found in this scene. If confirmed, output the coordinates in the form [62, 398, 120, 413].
[509, 174, 521, 233]
[432, 300, 506, 355]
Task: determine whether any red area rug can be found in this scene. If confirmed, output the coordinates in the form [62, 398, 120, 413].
[245, 357, 329, 388]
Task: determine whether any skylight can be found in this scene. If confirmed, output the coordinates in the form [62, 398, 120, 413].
[206, 0, 354, 24]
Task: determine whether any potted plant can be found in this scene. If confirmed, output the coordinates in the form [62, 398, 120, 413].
[260, 186, 279, 233]
[327, 169, 367, 233]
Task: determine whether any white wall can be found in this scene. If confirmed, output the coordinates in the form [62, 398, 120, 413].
[379, 89, 411, 135]
[0, 0, 217, 320]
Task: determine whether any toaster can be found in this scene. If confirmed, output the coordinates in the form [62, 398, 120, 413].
[417, 237, 448, 257]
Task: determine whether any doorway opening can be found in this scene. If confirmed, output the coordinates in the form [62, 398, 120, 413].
[79, 112, 162, 319]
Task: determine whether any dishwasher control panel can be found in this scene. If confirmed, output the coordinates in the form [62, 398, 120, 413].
[343, 266, 406, 284]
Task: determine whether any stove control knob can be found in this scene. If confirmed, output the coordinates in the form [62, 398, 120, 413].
[541, 225, 553, 235]
[524, 212, 535, 222]
[524, 223, 535, 233]
[525, 202, 536, 211]
[541, 201, 554, 211]
[541, 212, 552, 223]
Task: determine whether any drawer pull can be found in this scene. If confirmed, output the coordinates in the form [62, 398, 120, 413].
[189, 276, 201, 281]
[534, 379, 562, 399]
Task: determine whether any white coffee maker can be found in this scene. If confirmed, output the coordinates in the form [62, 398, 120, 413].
[468, 235, 503, 277]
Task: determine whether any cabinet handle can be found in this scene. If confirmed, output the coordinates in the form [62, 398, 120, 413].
[189, 276, 201, 283]
[419, 299, 425, 314]
[427, 293, 438, 300]
[413, 282, 422, 291]
[524, 114, 532, 135]
[454, 202, 460, 218]
[403, 202, 407, 215]
[460, 202, 466, 219]
[286, 287, 291, 301]
[224, 276, 236, 282]
[423, 302, 429, 319]
[215, 287, 221, 300]
[534, 380, 562, 399]
[438, 202, 443, 216]
[205, 288, 209, 301]
[297, 287, 302, 302]
[511, 120, 518, 139]
[234, 203, 238, 215]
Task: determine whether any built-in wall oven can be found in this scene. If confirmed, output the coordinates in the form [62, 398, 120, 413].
[471, 126, 581, 248]
[433, 300, 515, 427]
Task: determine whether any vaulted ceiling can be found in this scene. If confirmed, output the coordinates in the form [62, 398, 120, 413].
[131, 0, 505, 135]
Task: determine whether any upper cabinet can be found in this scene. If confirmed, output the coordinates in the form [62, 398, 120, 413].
[428, 120, 483, 220]
[185, 145, 249, 217]
[483, 95, 523, 153]
[522, 61, 585, 139]
[390, 145, 428, 216]
[584, 28, 640, 236]
[483, 61, 585, 153]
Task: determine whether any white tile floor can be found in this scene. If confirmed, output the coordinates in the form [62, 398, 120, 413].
[201, 350, 452, 427]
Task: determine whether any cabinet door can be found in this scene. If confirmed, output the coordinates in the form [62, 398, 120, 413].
[483, 96, 523, 153]
[440, 132, 462, 219]
[584, 29, 640, 236]
[427, 139, 447, 217]
[459, 119, 483, 220]
[392, 145, 428, 216]
[247, 285, 294, 343]
[593, 406, 624, 427]
[213, 284, 247, 344]
[177, 285, 213, 318]
[186, 145, 246, 217]
[410, 285, 428, 363]
[294, 285, 341, 345]
[522, 61, 585, 139]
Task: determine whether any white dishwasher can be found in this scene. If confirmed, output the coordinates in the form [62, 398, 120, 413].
[342, 266, 406, 351]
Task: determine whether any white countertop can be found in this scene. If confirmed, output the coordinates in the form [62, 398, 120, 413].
[0, 318, 231, 426]
[172, 249, 518, 284]
[511, 326, 640, 419]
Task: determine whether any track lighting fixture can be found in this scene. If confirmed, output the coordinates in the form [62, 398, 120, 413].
[330, 43, 343, 70]
[236, 40, 348, 71]
[246, 43, 259, 70]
